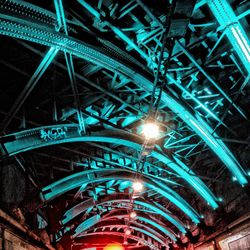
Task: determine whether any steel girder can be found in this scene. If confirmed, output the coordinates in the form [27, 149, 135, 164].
[0, 3, 247, 185]
[40, 167, 201, 223]
[0, 124, 218, 211]
[61, 193, 186, 233]
[74, 212, 176, 242]
[84, 224, 168, 247]
[207, 0, 250, 75]
[0, 47, 59, 132]
[59, 199, 176, 245]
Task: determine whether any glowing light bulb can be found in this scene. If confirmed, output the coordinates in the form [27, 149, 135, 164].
[125, 228, 131, 235]
[142, 122, 159, 139]
[132, 181, 143, 192]
[130, 211, 137, 218]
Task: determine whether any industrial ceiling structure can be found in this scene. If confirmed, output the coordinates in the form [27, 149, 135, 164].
[0, 0, 249, 249]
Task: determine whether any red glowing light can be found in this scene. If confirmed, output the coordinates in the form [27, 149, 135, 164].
[125, 228, 131, 235]
[103, 243, 124, 250]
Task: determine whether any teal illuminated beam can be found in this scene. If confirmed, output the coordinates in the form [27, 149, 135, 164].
[99, 214, 177, 242]
[0, 125, 219, 210]
[208, 0, 250, 75]
[0, 0, 247, 185]
[54, 0, 68, 34]
[41, 168, 201, 223]
[77, 0, 153, 65]
[64, 53, 86, 133]
[54, 0, 85, 133]
[0, 47, 58, 132]
[62, 195, 186, 233]
[75, 0, 248, 184]
[176, 40, 247, 119]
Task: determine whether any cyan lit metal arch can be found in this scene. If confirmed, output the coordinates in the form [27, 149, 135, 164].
[62, 194, 186, 233]
[1, 124, 218, 210]
[85, 224, 168, 247]
[0, 1, 247, 186]
[73, 212, 176, 242]
[41, 167, 200, 223]
[75, 231, 159, 250]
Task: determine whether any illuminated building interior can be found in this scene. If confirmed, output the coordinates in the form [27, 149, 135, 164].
[0, 0, 249, 249]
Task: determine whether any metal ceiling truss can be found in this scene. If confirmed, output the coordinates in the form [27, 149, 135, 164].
[0, 124, 219, 211]
[0, 0, 249, 247]
[84, 224, 168, 247]
[57, 204, 175, 247]
[40, 168, 201, 222]
[0, 0, 248, 186]
[55, 203, 177, 245]
[61, 194, 185, 233]
[73, 212, 176, 243]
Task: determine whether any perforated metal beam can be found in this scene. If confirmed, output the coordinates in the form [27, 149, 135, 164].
[62, 194, 186, 233]
[0, 7, 247, 185]
[41, 167, 201, 223]
[0, 124, 218, 210]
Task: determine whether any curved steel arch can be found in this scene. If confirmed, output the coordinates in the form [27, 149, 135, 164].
[1, 124, 218, 209]
[62, 194, 186, 233]
[41, 168, 200, 223]
[89, 224, 168, 247]
[74, 213, 177, 242]
[75, 231, 159, 250]
[0, 5, 247, 185]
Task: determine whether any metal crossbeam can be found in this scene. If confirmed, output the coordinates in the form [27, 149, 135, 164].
[0, 47, 58, 132]
[208, 0, 250, 75]
[54, 0, 85, 133]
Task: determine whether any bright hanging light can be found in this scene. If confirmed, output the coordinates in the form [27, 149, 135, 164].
[132, 181, 143, 192]
[125, 228, 131, 235]
[130, 211, 137, 218]
[142, 122, 160, 139]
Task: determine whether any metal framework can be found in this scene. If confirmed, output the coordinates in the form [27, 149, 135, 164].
[0, 0, 249, 248]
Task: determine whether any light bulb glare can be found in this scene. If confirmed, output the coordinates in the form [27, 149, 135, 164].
[132, 181, 143, 192]
[130, 211, 137, 218]
[142, 122, 159, 139]
[125, 228, 131, 235]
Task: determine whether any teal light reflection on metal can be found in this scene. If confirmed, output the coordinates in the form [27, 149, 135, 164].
[77, 0, 152, 65]
[194, 115, 248, 185]
[135, 200, 186, 233]
[75, 0, 247, 184]
[62, 196, 186, 233]
[73, 214, 100, 237]
[54, 0, 68, 33]
[0, 46, 58, 132]
[41, 168, 200, 223]
[208, 0, 250, 74]
[100, 214, 177, 242]
[137, 215, 177, 241]
[153, 151, 219, 209]
[0, 10, 247, 186]
[2, 125, 218, 211]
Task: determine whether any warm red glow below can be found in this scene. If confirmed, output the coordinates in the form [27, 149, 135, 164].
[103, 243, 125, 250]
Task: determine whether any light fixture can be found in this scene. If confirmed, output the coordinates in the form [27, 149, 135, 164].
[132, 181, 143, 192]
[142, 122, 160, 139]
[125, 228, 131, 235]
[130, 211, 137, 218]
[132, 194, 139, 199]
